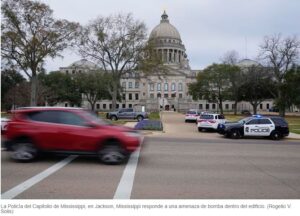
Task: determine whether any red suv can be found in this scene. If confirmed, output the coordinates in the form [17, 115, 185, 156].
[3, 107, 142, 164]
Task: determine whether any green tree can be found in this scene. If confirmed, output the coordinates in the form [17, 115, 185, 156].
[259, 34, 300, 116]
[284, 65, 300, 110]
[40, 71, 81, 106]
[1, 68, 26, 110]
[189, 64, 231, 114]
[1, 0, 79, 106]
[239, 65, 274, 114]
[75, 71, 112, 111]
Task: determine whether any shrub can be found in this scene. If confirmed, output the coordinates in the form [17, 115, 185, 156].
[134, 119, 163, 131]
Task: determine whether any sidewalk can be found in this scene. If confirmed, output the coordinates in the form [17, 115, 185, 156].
[288, 132, 300, 140]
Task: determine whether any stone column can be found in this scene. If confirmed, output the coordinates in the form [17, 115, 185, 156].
[167, 49, 169, 62]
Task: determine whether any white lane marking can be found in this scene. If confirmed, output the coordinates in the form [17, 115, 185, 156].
[1, 155, 78, 199]
[113, 138, 143, 199]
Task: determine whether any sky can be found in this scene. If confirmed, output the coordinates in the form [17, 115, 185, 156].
[41, 0, 300, 71]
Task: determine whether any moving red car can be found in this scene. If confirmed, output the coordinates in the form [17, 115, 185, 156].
[3, 107, 142, 164]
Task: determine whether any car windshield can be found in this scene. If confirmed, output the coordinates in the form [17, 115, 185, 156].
[187, 111, 197, 114]
[238, 117, 252, 124]
[200, 115, 214, 119]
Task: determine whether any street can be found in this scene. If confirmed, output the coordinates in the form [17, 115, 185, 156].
[2, 112, 300, 199]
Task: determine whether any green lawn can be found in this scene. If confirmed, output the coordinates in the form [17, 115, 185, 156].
[224, 114, 300, 134]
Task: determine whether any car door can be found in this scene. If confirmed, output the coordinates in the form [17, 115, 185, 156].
[257, 118, 274, 136]
[244, 119, 260, 136]
[118, 109, 126, 119]
[26, 110, 61, 150]
[56, 111, 99, 151]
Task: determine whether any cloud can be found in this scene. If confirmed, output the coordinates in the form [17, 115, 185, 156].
[41, 0, 300, 71]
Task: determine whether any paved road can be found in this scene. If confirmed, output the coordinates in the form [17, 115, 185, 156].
[1, 111, 300, 199]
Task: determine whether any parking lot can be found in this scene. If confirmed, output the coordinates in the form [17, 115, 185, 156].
[2, 112, 300, 199]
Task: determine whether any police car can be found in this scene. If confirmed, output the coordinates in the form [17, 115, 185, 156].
[217, 115, 289, 140]
[185, 109, 200, 122]
[197, 113, 226, 131]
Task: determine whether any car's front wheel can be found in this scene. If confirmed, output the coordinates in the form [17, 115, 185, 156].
[98, 145, 127, 165]
[110, 115, 118, 121]
[137, 115, 144, 122]
[11, 139, 38, 162]
[230, 130, 241, 139]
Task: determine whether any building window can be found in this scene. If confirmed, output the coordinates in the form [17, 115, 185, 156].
[143, 83, 146, 86]
[135, 93, 139, 100]
[78, 70, 82, 73]
[260, 104, 263, 109]
[157, 93, 161, 98]
[171, 83, 176, 91]
[164, 83, 168, 91]
[129, 93, 132, 100]
[122, 104, 126, 108]
[143, 92, 145, 96]
[150, 83, 154, 91]
[164, 93, 168, 98]
[206, 104, 209, 110]
[225, 104, 229, 110]
[103, 104, 107, 109]
[212, 104, 216, 109]
[122, 94, 126, 100]
[266, 103, 270, 109]
[109, 104, 112, 109]
[129, 82, 132, 89]
[178, 83, 183, 91]
[179, 93, 182, 98]
[116, 104, 119, 109]
[66, 70, 69, 74]
[129, 104, 132, 108]
[96, 104, 100, 109]
[232, 104, 236, 109]
[122, 82, 126, 88]
[150, 93, 154, 99]
[199, 104, 203, 110]
[157, 83, 161, 91]
[171, 93, 176, 98]
[72, 70, 75, 74]
[135, 82, 139, 88]
[65, 103, 68, 107]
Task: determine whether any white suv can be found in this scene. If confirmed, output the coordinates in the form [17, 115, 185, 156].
[185, 109, 200, 122]
[197, 113, 226, 132]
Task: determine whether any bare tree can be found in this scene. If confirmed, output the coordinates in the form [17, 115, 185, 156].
[221, 50, 240, 65]
[259, 34, 300, 116]
[77, 13, 160, 110]
[1, 0, 79, 106]
[221, 50, 242, 115]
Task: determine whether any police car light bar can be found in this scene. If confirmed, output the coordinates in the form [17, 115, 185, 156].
[252, 114, 263, 118]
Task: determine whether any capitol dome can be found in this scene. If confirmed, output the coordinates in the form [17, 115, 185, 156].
[149, 11, 181, 40]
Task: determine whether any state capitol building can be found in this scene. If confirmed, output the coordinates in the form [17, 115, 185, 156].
[59, 11, 274, 112]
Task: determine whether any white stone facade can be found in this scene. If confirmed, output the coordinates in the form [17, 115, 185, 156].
[58, 12, 276, 113]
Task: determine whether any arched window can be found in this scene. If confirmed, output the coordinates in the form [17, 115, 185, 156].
[171, 83, 176, 91]
[164, 83, 168, 91]
[178, 83, 183, 91]
[157, 83, 161, 91]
